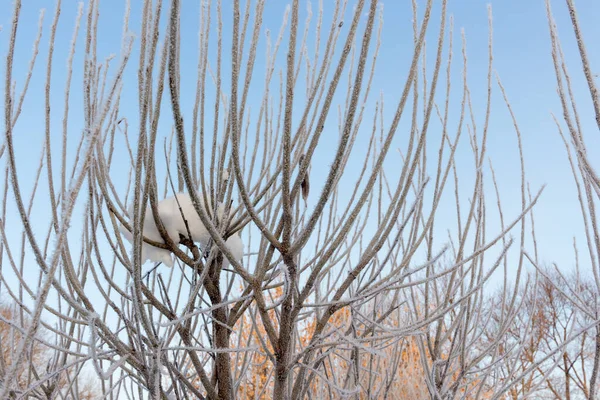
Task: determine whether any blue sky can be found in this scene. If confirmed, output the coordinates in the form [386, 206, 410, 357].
[1, 0, 599, 299]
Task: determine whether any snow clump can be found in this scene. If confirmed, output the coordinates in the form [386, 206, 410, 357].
[119, 193, 243, 268]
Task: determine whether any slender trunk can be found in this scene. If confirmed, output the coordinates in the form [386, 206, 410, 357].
[206, 263, 233, 399]
[213, 314, 233, 399]
[273, 255, 296, 400]
[564, 351, 571, 400]
[589, 327, 600, 400]
[273, 332, 292, 400]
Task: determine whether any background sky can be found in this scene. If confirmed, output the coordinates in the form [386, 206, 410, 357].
[1, 0, 599, 300]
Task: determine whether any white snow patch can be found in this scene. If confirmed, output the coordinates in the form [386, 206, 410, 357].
[120, 193, 243, 267]
[222, 168, 230, 181]
[223, 233, 244, 268]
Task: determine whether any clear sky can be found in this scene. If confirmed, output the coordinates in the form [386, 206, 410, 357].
[1, 0, 599, 297]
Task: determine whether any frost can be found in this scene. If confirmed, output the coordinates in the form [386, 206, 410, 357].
[120, 193, 243, 267]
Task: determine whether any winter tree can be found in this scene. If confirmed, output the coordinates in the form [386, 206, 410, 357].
[0, 0, 598, 398]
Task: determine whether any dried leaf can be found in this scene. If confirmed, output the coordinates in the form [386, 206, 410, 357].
[299, 154, 310, 203]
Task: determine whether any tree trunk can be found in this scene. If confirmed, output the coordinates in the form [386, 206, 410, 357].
[206, 269, 233, 400]
[589, 327, 600, 400]
[564, 350, 571, 400]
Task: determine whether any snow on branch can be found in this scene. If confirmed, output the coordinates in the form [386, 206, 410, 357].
[119, 192, 244, 268]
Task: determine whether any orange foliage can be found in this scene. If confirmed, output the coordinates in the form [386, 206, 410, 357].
[230, 293, 497, 399]
[233, 285, 283, 399]
[0, 303, 98, 399]
[232, 292, 430, 399]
